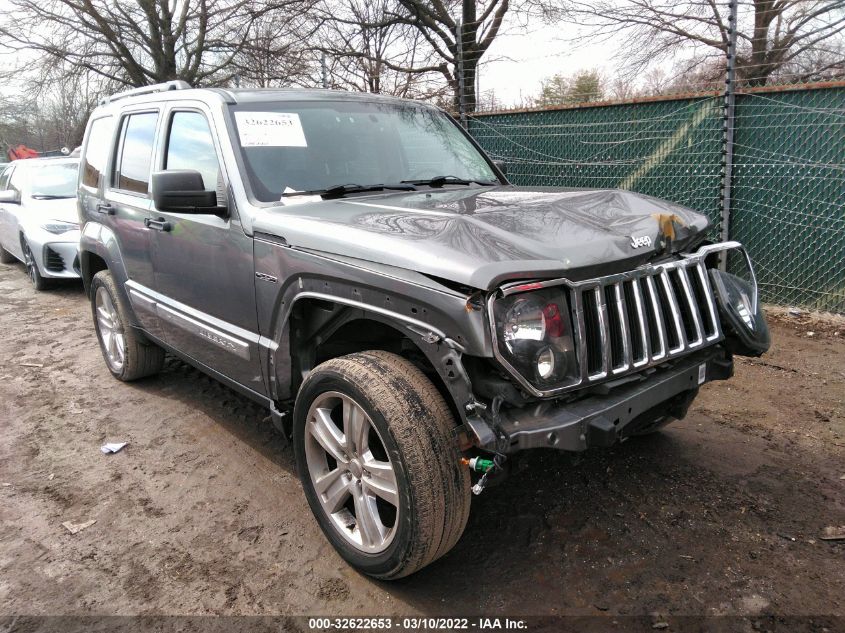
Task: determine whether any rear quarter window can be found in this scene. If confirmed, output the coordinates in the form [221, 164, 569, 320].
[82, 116, 114, 189]
[115, 112, 158, 195]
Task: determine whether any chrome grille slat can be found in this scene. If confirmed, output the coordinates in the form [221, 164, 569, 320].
[659, 269, 686, 354]
[594, 286, 610, 380]
[644, 275, 668, 361]
[695, 262, 721, 341]
[612, 283, 631, 374]
[573, 289, 590, 382]
[677, 264, 704, 347]
[630, 280, 650, 367]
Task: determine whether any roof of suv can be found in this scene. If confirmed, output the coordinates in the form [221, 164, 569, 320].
[220, 88, 431, 106]
[97, 82, 439, 111]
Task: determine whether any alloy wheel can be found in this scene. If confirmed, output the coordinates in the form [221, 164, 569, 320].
[304, 392, 400, 553]
[95, 286, 126, 372]
[23, 244, 37, 285]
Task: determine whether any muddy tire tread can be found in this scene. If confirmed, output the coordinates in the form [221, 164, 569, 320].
[300, 350, 470, 579]
[92, 270, 165, 381]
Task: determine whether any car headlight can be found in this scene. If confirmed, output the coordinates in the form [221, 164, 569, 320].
[709, 266, 770, 356]
[41, 221, 79, 235]
[492, 288, 578, 387]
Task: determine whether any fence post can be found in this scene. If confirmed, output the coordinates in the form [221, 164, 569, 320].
[719, 0, 738, 269]
[456, 19, 467, 129]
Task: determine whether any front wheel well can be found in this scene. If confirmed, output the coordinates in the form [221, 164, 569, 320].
[80, 250, 108, 295]
[288, 301, 462, 426]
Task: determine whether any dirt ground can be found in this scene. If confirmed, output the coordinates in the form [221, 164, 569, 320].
[1, 260, 843, 622]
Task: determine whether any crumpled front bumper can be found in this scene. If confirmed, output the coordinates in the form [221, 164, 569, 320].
[472, 345, 733, 453]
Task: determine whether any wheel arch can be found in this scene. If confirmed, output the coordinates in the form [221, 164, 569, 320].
[271, 295, 476, 438]
[80, 249, 109, 296]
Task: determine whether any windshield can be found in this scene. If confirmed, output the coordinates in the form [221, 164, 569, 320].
[229, 101, 498, 203]
[28, 162, 79, 198]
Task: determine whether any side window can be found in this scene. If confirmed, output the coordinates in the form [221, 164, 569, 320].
[0, 167, 12, 190]
[115, 112, 158, 195]
[8, 167, 26, 196]
[165, 111, 220, 191]
[82, 116, 114, 188]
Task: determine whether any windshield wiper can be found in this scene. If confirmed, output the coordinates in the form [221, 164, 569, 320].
[281, 183, 417, 199]
[31, 194, 75, 200]
[401, 175, 498, 188]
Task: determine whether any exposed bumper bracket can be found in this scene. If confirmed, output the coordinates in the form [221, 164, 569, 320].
[484, 346, 732, 453]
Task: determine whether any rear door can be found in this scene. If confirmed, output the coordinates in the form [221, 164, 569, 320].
[147, 103, 263, 393]
[101, 110, 162, 334]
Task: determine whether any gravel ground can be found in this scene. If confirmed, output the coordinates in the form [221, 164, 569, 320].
[0, 260, 843, 622]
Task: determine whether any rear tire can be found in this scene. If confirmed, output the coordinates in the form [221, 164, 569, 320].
[91, 270, 165, 381]
[293, 350, 471, 579]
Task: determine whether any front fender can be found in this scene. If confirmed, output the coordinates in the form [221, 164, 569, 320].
[253, 237, 492, 421]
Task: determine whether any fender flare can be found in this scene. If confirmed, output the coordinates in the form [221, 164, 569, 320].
[266, 283, 477, 425]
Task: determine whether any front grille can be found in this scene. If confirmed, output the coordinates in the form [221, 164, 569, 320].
[44, 247, 65, 272]
[574, 259, 722, 382]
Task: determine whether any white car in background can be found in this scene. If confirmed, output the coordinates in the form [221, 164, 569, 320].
[0, 157, 81, 290]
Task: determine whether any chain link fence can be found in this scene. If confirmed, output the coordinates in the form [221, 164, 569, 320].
[468, 83, 845, 313]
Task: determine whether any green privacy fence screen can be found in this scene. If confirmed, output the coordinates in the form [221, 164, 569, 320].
[468, 84, 845, 313]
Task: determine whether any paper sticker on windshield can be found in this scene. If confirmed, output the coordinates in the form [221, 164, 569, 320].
[235, 112, 307, 147]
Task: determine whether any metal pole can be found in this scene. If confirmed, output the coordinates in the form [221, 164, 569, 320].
[456, 19, 467, 128]
[321, 52, 329, 89]
[719, 0, 738, 269]
[476, 60, 481, 108]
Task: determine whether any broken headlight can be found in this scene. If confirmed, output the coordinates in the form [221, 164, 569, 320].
[709, 248, 770, 356]
[492, 288, 579, 388]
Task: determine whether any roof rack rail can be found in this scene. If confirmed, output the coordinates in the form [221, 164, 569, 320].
[99, 80, 192, 105]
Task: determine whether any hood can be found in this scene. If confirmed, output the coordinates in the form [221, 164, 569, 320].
[251, 186, 711, 290]
[25, 197, 79, 224]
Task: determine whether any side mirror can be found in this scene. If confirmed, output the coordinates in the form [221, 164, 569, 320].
[151, 170, 221, 213]
[0, 190, 20, 204]
[493, 160, 508, 177]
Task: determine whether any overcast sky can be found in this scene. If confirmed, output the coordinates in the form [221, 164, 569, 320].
[480, 22, 620, 105]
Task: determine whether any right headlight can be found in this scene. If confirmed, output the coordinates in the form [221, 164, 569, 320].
[492, 287, 579, 388]
[709, 250, 770, 356]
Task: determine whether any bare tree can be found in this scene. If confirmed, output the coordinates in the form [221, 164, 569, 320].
[231, 9, 320, 88]
[560, 0, 845, 87]
[319, 0, 514, 112]
[0, 0, 313, 88]
[0, 65, 101, 152]
[319, 0, 448, 98]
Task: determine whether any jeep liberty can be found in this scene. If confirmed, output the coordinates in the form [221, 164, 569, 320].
[77, 81, 770, 578]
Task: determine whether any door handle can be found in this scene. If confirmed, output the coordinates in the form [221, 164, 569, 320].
[96, 203, 115, 215]
[144, 217, 172, 232]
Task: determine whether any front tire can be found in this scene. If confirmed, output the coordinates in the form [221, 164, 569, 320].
[22, 240, 48, 290]
[90, 270, 165, 381]
[293, 351, 471, 579]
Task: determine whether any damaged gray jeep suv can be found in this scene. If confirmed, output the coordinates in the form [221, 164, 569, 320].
[78, 81, 770, 578]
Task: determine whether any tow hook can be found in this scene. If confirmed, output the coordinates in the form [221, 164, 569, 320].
[461, 454, 506, 495]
